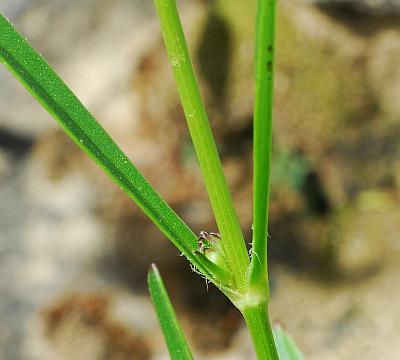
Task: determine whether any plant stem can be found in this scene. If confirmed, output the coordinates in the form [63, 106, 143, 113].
[250, 0, 277, 289]
[246, 2, 278, 358]
[242, 302, 279, 360]
[154, 0, 249, 287]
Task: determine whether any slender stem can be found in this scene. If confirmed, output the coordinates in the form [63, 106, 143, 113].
[242, 303, 279, 360]
[154, 0, 249, 287]
[247, 3, 278, 358]
[250, 0, 277, 289]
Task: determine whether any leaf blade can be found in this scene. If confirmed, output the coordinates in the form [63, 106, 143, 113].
[148, 264, 194, 360]
[0, 13, 214, 279]
[274, 325, 305, 360]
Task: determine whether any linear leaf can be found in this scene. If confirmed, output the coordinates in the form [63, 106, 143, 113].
[0, 13, 217, 280]
[274, 325, 305, 360]
[148, 264, 194, 360]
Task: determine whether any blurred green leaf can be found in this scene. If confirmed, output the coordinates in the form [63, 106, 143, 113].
[148, 264, 194, 360]
[274, 325, 305, 360]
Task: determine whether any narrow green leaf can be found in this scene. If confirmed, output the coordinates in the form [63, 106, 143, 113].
[0, 13, 216, 280]
[274, 325, 305, 360]
[250, 0, 277, 288]
[148, 264, 194, 360]
[153, 0, 249, 288]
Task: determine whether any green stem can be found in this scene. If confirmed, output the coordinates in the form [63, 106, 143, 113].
[242, 303, 279, 360]
[153, 0, 249, 287]
[250, 0, 277, 289]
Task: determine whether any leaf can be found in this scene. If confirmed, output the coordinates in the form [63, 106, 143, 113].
[148, 264, 194, 360]
[0, 13, 222, 282]
[273, 325, 305, 360]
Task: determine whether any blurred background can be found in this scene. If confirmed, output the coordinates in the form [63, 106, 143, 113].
[1, 0, 400, 358]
